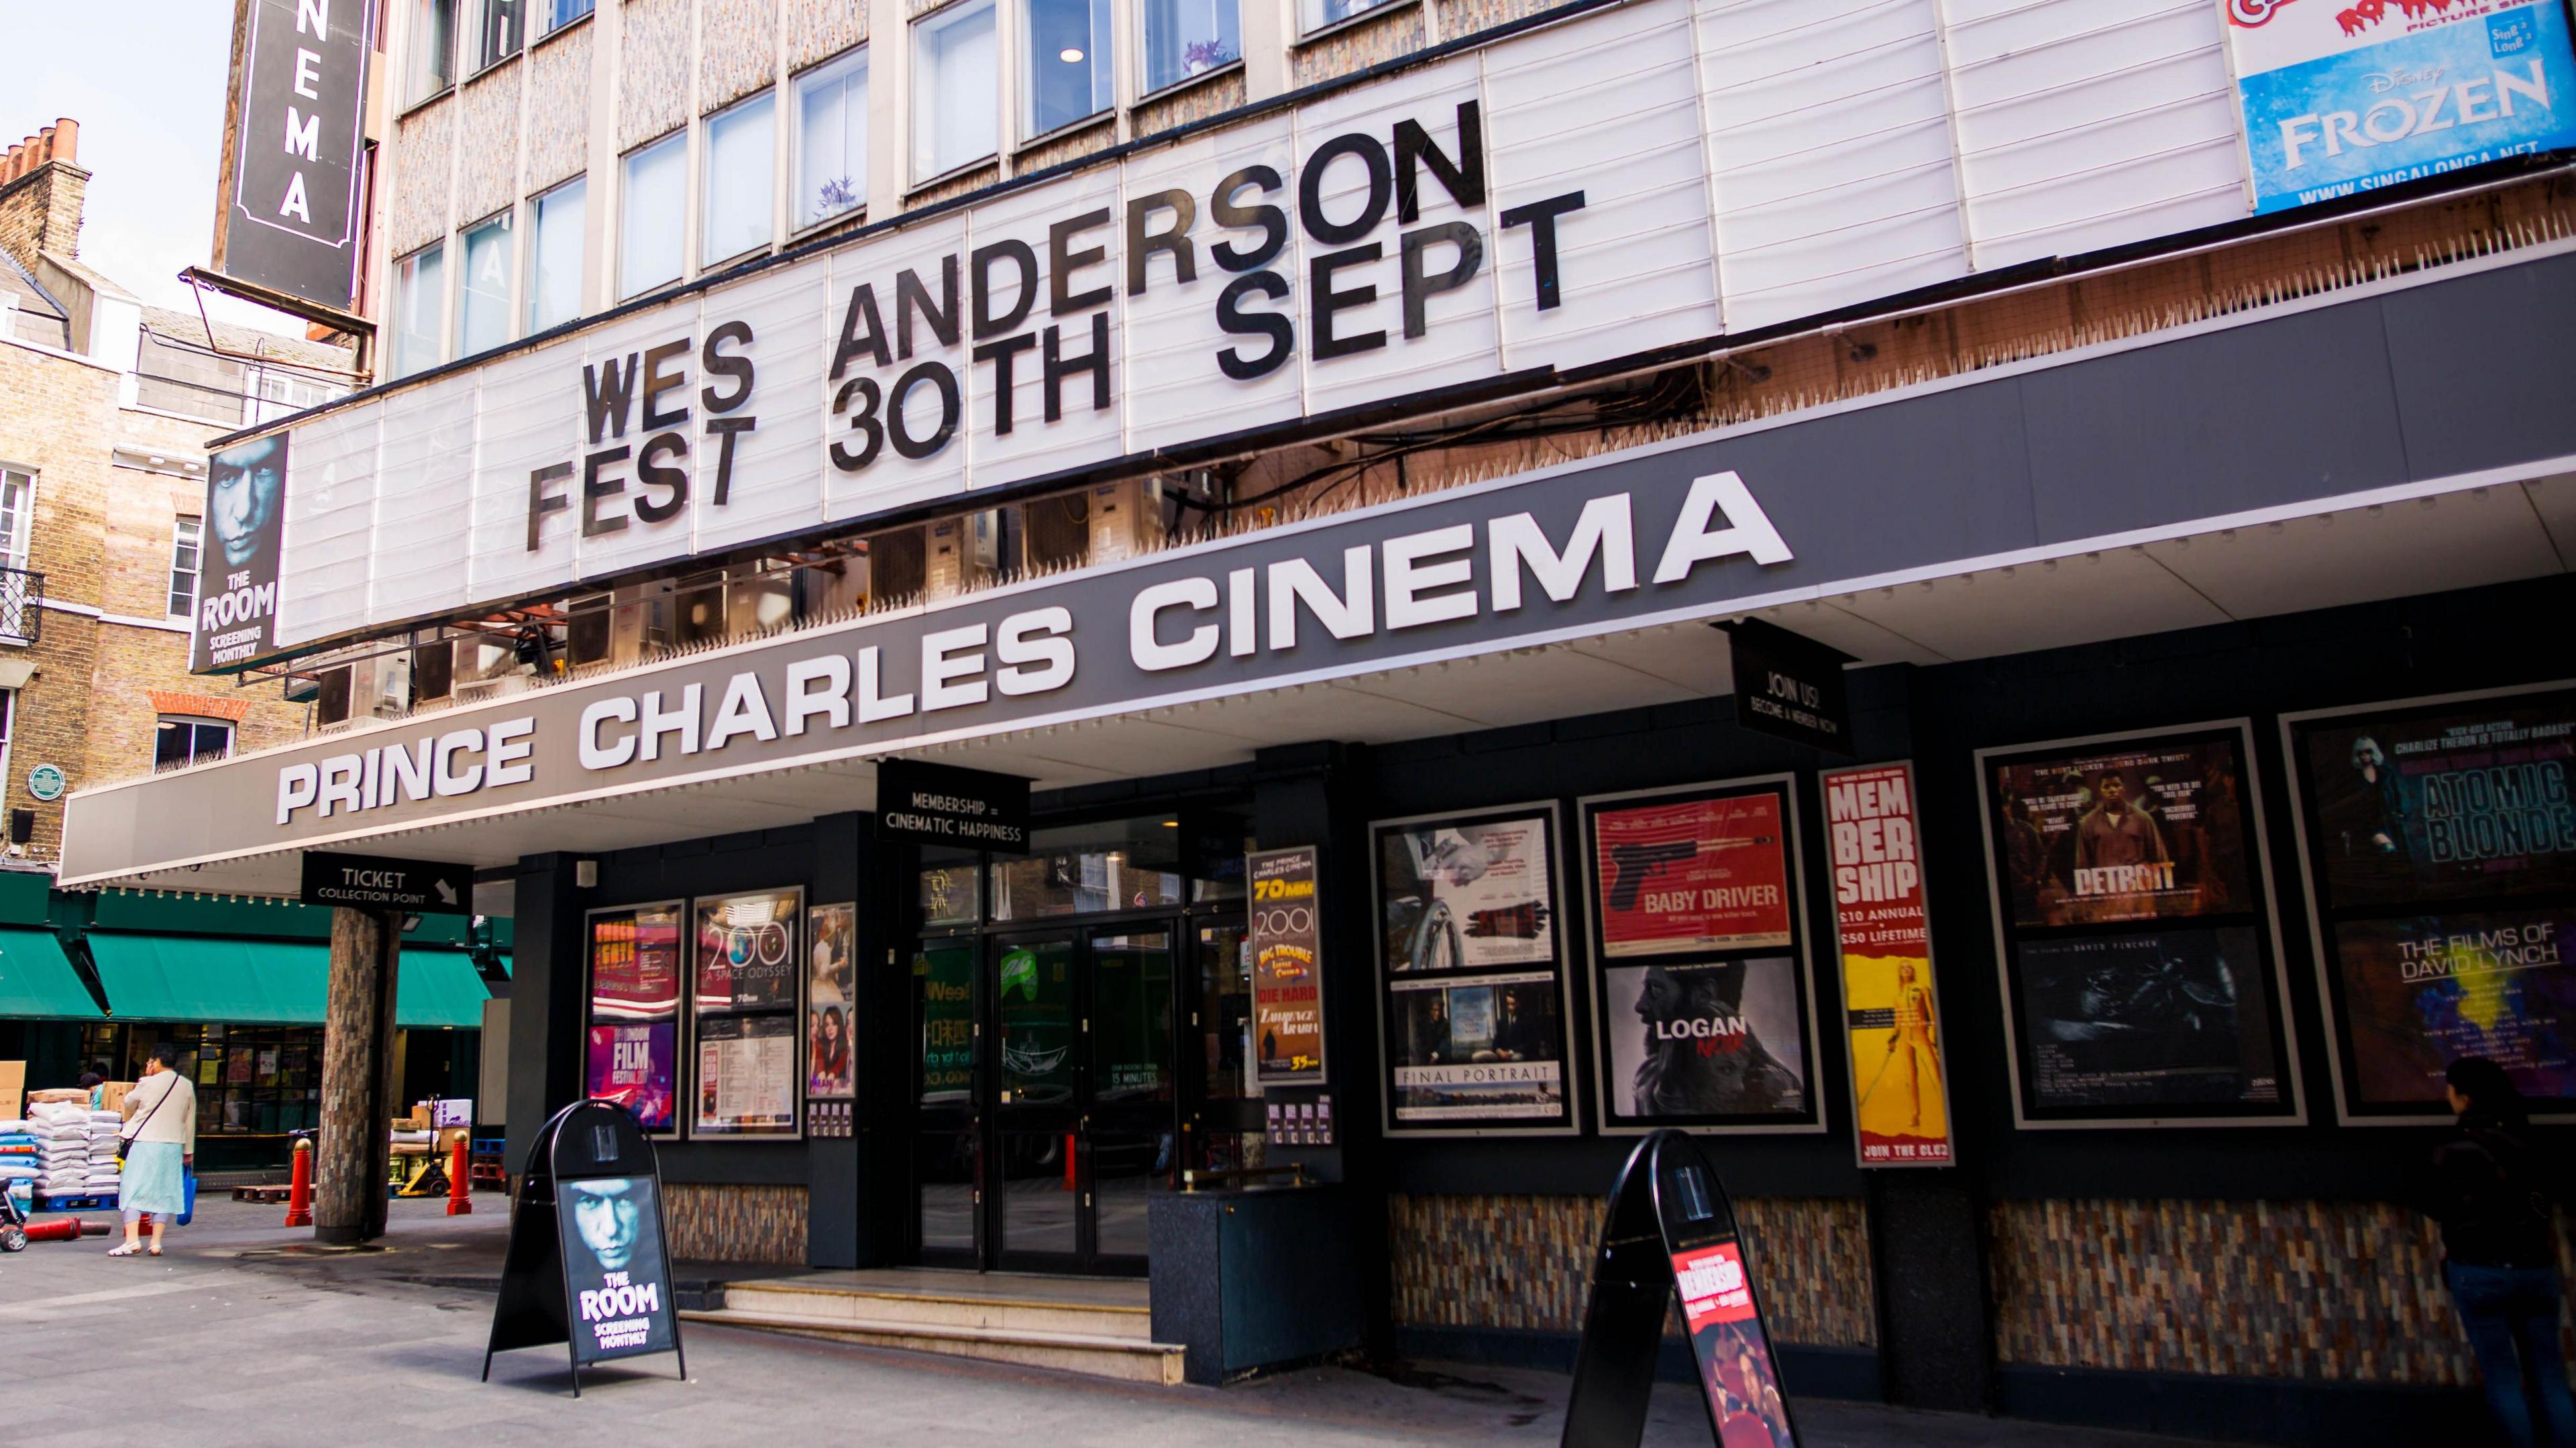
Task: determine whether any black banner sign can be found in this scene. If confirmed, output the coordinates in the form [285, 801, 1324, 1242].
[299, 848, 474, 913]
[1723, 619, 1854, 756]
[214, 0, 369, 311]
[874, 757, 1030, 852]
[484, 1099, 686, 1394]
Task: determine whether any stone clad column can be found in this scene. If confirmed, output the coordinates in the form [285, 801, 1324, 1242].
[315, 905, 402, 1244]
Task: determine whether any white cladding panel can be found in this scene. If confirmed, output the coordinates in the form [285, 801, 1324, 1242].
[237, 0, 2297, 661]
[1943, 0, 2247, 270]
[1697, 0, 1968, 332]
[274, 403, 380, 644]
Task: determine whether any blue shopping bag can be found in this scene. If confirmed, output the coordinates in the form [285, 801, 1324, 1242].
[176, 1169, 197, 1227]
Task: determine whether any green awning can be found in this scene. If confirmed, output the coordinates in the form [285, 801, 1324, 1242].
[86, 934, 490, 1029]
[0, 926, 102, 1019]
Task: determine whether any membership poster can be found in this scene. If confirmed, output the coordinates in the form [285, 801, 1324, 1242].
[1601, 960, 1807, 1123]
[2012, 928, 2285, 1113]
[1250, 847, 1326, 1083]
[1824, 762, 1953, 1167]
[1988, 735, 2255, 928]
[694, 1014, 798, 1134]
[2330, 909, 2575, 1110]
[1387, 970, 1567, 1122]
[557, 1175, 678, 1363]
[2296, 690, 2576, 911]
[1379, 813, 1557, 971]
[1592, 789, 1792, 955]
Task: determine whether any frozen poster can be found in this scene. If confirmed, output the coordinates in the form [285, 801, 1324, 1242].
[2332, 909, 2576, 1109]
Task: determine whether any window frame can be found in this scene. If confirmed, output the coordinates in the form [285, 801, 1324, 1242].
[389, 240, 448, 380]
[792, 45, 870, 235]
[1293, 0, 1412, 42]
[619, 131, 689, 302]
[470, 0, 523, 76]
[1020, 0, 1116, 145]
[0, 467, 35, 568]
[700, 89, 780, 271]
[456, 208, 517, 358]
[1138, 0, 1242, 101]
[168, 516, 204, 622]
[153, 715, 236, 771]
[536, 0, 594, 42]
[527, 174, 588, 334]
[407, 0, 462, 107]
[910, 0, 1002, 188]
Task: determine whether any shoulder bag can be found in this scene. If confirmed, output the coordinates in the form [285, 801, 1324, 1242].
[117, 1075, 176, 1163]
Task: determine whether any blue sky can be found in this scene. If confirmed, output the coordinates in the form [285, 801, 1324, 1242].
[12, 1, 307, 332]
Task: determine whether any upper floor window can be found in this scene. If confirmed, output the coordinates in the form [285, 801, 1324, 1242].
[794, 48, 868, 230]
[1299, 0, 1389, 35]
[703, 91, 777, 267]
[154, 716, 233, 771]
[459, 210, 515, 356]
[1142, 0, 1237, 94]
[168, 517, 203, 620]
[912, 0, 997, 182]
[474, 0, 522, 72]
[390, 241, 446, 380]
[621, 133, 686, 300]
[1023, 0, 1112, 139]
[540, 0, 593, 38]
[528, 175, 586, 333]
[252, 369, 337, 425]
[0, 469, 32, 566]
[409, 0, 460, 103]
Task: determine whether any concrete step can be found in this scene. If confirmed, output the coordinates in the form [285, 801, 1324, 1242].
[719, 1276, 1155, 1341]
[681, 1304, 1185, 1386]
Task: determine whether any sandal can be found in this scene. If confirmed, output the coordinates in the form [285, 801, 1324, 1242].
[107, 1243, 142, 1257]
[146, 1247, 162, 1257]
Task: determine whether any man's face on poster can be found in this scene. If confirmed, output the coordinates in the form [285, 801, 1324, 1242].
[570, 1180, 643, 1271]
[209, 437, 283, 569]
[2096, 774, 2127, 809]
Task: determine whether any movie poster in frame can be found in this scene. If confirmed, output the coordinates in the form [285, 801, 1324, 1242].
[1371, 802, 1579, 1136]
[2284, 682, 2576, 1125]
[1578, 776, 1824, 1137]
[805, 903, 857, 1101]
[584, 901, 686, 1138]
[1977, 722, 2304, 1129]
[688, 887, 804, 1139]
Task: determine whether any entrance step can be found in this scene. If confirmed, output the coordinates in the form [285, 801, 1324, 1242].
[681, 1269, 1182, 1386]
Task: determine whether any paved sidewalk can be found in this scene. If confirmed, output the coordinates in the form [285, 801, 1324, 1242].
[0, 1196, 2225, 1448]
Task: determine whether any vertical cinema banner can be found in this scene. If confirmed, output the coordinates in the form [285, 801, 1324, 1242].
[1250, 847, 1326, 1083]
[1824, 763, 1954, 1167]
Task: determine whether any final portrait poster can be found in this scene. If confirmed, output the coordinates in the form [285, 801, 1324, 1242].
[1988, 736, 2254, 928]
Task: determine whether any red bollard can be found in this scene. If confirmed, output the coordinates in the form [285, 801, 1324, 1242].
[284, 1137, 314, 1228]
[445, 1133, 472, 1217]
[22, 1215, 85, 1243]
[1063, 1131, 1077, 1192]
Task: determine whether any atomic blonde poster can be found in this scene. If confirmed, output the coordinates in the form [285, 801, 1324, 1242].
[1825, 763, 1953, 1166]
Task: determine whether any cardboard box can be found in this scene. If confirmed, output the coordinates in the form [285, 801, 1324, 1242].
[98, 1081, 133, 1114]
[0, 1060, 21, 1121]
[26, 1087, 86, 1105]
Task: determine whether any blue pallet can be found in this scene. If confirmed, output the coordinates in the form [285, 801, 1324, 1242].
[33, 1193, 117, 1212]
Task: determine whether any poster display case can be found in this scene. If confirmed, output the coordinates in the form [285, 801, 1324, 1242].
[584, 903, 686, 1136]
[691, 889, 804, 1137]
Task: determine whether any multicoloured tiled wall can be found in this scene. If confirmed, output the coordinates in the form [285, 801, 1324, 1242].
[664, 1182, 809, 1266]
[1991, 1199, 2576, 1385]
[1389, 1194, 1876, 1348]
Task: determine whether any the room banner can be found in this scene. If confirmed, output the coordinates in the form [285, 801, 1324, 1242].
[1823, 763, 1954, 1167]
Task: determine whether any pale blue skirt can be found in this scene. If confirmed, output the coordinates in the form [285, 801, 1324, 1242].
[121, 1140, 186, 1216]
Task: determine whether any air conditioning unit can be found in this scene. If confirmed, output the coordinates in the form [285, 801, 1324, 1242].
[926, 512, 1000, 601]
[1089, 477, 1164, 563]
[412, 638, 455, 703]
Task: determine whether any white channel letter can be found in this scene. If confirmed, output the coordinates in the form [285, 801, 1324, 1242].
[1267, 546, 1376, 651]
[706, 671, 781, 749]
[1131, 577, 1220, 672]
[486, 717, 537, 787]
[382, 738, 433, 803]
[315, 753, 363, 818]
[784, 655, 851, 735]
[1227, 567, 1256, 657]
[857, 645, 914, 723]
[276, 763, 319, 826]
[921, 624, 989, 712]
[1490, 494, 1637, 612]
[432, 730, 486, 797]
[1652, 472, 1792, 584]
[582, 697, 641, 771]
[1381, 524, 1477, 630]
[996, 607, 1075, 695]
[358, 749, 381, 810]
[639, 684, 703, 761]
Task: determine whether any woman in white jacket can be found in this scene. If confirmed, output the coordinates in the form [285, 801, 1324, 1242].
[111, 1043, 196, 1257]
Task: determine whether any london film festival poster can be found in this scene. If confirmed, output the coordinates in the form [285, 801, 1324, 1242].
[1672, 1239, 1798, 1448]
[192, 433, 286, 671]
[694, 889, 801, 1013]
[805, 903, 855, 1099]
[1824, 762, 1953, 1167]
[1592, 789, 1792, 956]
[2227, 0, 2576, 215]
[2296, 689, 2576, 911]
[2331, 909, 2576, 1111]
[1601, 959, 1807, 1125]
[1379, 813, 1558, 972]
[694, 1013, 798, 1134]
[1988, 735, 2255, 928]
[1387, 972, 1567, 1123]
[556, 1174, 677, 1364]
[1250, 846, 1327, 1083]
[585, 1022, 678, 1133]
[2012, 927, 2286, 1115]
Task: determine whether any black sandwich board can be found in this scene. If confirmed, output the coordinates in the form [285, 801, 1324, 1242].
[483, 1099, 686, 1395]
[1560, 1129, 1802, 1448]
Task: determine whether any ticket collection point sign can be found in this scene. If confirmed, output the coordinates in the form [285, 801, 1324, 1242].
[1560, 1129, 1801, 1448]
[484, 1099, 686, 1395]
[1824, 762, 1954, 1168]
